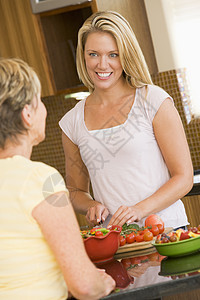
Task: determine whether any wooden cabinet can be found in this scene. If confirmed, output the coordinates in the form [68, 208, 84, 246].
[33, 0, 98, 96]
[0, 0, 97, 97]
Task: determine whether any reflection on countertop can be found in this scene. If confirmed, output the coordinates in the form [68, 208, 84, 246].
[102, 250, 200, 299]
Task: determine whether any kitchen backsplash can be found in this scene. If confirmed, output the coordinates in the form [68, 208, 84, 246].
[152, 68, 200, 171]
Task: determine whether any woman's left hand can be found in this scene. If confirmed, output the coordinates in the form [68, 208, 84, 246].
[107, 205, 142, 227]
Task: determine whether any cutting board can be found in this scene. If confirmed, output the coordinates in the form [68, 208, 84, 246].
[116, 227, 173, 255]
[114, 246, 157, 260]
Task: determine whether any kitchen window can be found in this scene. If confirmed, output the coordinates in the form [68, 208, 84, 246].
[145, 0, 200, 117]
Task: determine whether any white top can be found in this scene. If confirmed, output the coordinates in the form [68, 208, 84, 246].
[59, 85, 188, 228]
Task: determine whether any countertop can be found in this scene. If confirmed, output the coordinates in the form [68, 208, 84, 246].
[99, 249, 200, 300]
[186, 171, 200, 196]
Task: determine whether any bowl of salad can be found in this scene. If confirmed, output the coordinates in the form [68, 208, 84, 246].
[81, 225, 122, 263]
[153, 225, 200, 257]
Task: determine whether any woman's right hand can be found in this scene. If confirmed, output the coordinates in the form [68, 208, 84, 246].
[86, 203, 110, 225]
[97, 269, 116, 297]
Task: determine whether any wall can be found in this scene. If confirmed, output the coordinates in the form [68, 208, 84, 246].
[144, 0, 177, 72]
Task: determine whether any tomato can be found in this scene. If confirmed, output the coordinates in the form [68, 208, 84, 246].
[126, 232, 136, 244]
[169, 235, 177, 242]
[150, 225, 160, 236]
[191, 227, 198, 233]
[145, 214, 164, 228]
[157, 223, 164, 234]
[95, 231, 103, 236]
[161, 237, 170, 243]
[140, 228, 149, 235]
[155, 234, 161, 243]
[135, 233, 144, 242]
[179, 232, 190, 240]
[143, 230, 153, 241]
[119, 235, 126, 246]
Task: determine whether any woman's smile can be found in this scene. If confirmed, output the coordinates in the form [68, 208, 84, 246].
[96, 72, 113, 79]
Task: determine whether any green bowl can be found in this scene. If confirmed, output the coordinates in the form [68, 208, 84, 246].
[159, 251, 200, 276]
[152, 235, 200, 257]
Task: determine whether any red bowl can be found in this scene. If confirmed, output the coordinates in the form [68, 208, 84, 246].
[84, 225, 122, 263]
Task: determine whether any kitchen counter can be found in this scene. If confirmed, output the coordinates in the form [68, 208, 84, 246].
[98, 249, 200, 300]
[186, 171, 200, 196]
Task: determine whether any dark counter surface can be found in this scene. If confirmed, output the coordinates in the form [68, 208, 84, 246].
[99, 249, 200, 300]
[186, 171, 200, 196]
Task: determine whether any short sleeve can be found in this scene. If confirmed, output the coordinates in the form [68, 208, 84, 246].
[59, 100, 84, 144]
[19, 163, 69, 221]
[144, 85, 174, 123]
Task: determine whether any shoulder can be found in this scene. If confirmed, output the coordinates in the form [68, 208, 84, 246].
[18, 157, 63, 183]
[137, 84, 173, 107]
[136, 85, 173, 121]
[26, 159, 67, 196]
[60, 100, 84, 123]
[59, 99, 86, 144]
[146, 84, 173, 101]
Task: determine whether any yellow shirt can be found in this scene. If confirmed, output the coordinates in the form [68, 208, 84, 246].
[0, 156, 68, 299]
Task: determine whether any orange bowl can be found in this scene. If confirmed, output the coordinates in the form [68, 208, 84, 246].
[84, 225, 122, 263]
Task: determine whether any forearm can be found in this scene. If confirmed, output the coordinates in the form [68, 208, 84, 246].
[32, 195, 115, 300]
[134, 173, 193, 219]
[68, 189, 99, 215]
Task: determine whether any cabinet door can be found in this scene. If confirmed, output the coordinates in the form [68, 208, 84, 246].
[0, 0, 54, 97]
[0, 0, 97, 97]
[37, 2, 97, 94]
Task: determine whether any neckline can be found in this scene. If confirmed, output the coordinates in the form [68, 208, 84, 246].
[0, 154, 26, 160]
[82, 88, 138, 133]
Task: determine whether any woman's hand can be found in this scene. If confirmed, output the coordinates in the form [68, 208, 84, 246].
[86, 203, 110, 225]
[108, 205, 142, 227]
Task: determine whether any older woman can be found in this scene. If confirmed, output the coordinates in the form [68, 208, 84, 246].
[0, 58, 115, 299]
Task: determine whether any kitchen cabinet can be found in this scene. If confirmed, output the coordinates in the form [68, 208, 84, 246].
[32, 0, 98, 96]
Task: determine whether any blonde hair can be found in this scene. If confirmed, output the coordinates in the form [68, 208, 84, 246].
[76, 11, 153, 92]
[0, 58, 41, 148]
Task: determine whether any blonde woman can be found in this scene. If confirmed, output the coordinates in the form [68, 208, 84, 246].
[0, 58, 115, 300]
[59, 11, 193, 229]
